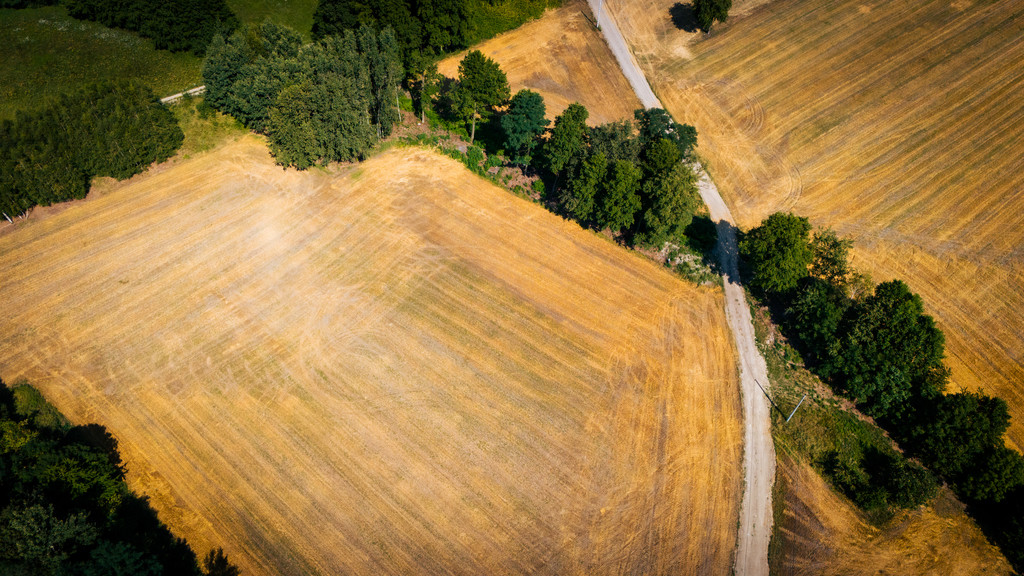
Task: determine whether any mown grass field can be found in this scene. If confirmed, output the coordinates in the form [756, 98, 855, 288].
[0, 6, 203, 119]
[439, 0, 641, 124]
[0, 135, 742, 575]
[605, 0, 1024, 452]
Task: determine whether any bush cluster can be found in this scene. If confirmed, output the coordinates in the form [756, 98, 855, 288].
[0, 80, 183, 219]
[203, 22, 403, 168]
[0, 379, 238, 576]
[63, 0, 238, 55]
[740, 213, 1024, 569]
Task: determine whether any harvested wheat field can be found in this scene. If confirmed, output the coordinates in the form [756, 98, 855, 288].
[0, 135, 741, 575]
[438, 0, 640, 124]
[771, 456, 1012, 575]
[604, 0, 1024, 450]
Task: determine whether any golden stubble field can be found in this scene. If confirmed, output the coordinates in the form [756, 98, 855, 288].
[0, 135, 741, 575]
[439, 0, 641, 124]
[604, 0, 1024, 451]
[772, 456, 1011, 575]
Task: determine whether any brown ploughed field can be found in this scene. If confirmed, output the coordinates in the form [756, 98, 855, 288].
[0, 135, 741, 575]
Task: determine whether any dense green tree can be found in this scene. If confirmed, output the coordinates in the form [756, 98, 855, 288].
[810, 227, 853, 287]
[561, 152, 607, 223]
[597, 160, 642, 232]
[785, 277, 849, 366]
[634, 108, 697, 157]
[541, 102, 590, 176]
[636, 162, 700, 246]
[203, 548, 241, 576]
[830, 280, 946, 416]
[0, 379, 233, 576]
[0, 0, 58, 6]
[268, 83, 322, 170]
[878, 456, 938, 509]
[0, 505, 96, 575]
[739, 212, 813, 294]
[312, 0, 376, 39]
[208, 23, 399, 168]
[907, 391, 1011, 479]
[589, 119, 640, 163]
[457, 50, 510, 142]
[374, 0, 424, 60]
[311, 74, 379, 162]
[958, 446, 1024, 503]
[410, 55, 441, 122]
[202, 34, 244, 110]
[641, 137, 682, 176]
[83, 541, 162, 576]
[501, 89, 548, 165]
[203, 22, 305, 132]
[418, 0, 470, 52]
[64, 0, 238, 55]
[693, 0, 731, 32]
[0, 81, 182, 218]
[360, 26, 403, 137]
[313, 0, 467, 63]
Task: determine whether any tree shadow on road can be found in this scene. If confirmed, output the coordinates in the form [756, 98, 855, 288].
[670, 3, 700, 32]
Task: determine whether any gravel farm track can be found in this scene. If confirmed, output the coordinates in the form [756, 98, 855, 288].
[587, 0, 776, 573]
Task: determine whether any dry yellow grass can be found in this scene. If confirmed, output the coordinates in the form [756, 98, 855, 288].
[772, 456, 1012, 575]
[438, 0, 640, 124]
[605, 0, 1024, 451]
[0, 135, 741, 575]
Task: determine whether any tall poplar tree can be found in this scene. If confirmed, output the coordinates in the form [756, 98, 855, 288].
[456, 50, 509, 143]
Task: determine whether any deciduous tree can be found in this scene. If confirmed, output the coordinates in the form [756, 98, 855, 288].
[541, 102, 589, 176]
[693, 0, 731, 32]
[500, 89, 548, 166]
[739, 212, 813, 294]
[811, 227, 853, 286]
[636, 162, 700, 246]
[561, 152, 607, 223]
[597, 160, 642, 232]
[457, 50, 510, 143]
[634, 108, 697, 158]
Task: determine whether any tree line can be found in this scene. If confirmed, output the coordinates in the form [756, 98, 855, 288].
[61, 0, 238, 55]
[312, 0, 550, 70]
[739, 212, 1024, 570]
[0, 80, 183, 220]
[0, 379, 238, 576]
[425, 50, 706, 253]
[203, 22, 402, 169]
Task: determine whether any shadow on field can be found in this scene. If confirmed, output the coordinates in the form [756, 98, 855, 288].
[670, 3, 700, 32]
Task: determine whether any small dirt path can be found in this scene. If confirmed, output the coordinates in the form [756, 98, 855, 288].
[586, 1, 776, 573]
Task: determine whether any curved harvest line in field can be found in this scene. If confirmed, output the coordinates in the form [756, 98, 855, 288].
[585, 1, 775, 573]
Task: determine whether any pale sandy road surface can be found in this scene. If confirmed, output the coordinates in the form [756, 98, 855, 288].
[585, 0, 774, 573]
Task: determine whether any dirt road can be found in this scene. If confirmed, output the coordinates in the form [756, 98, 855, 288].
[586, 0, 775, 573]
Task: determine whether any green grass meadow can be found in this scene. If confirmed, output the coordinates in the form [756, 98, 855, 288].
[0, 6, 203, 119]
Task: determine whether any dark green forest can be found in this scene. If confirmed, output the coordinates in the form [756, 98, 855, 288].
[0, 80, 183, 220]
[0, 379, 238, 576]
[739, 214, 1024, 571]
[203, 22, 403, 168]
[62, 0, 239, 55]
